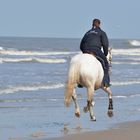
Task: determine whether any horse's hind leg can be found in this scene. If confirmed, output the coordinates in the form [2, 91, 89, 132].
[72, 88, 80, 118]
[102, 87, 113, 117]
[86, 87, 96, 121]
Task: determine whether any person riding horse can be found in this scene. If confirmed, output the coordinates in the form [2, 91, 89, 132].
[80, 19, 110, 88]
[65, 20, 113, 120]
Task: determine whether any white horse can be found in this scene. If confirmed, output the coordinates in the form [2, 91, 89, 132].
[64, 48, 113, 121]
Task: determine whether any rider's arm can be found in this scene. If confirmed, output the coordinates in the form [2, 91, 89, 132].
[101, 31, 109, 56]
[80, 34, 87, 53]
[80, 36, 85, 52]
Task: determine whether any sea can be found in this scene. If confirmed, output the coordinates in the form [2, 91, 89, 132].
[0, 37, 140, 140]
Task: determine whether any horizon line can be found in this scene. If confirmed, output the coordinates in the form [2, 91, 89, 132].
[0, 35, 139, 40]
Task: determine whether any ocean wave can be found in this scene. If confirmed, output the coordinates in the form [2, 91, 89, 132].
[0, 57, 66, 63]
[113, 95, 127, 98]
[119, 57, 140, 61]
[112, 61, 140, 65]
[129, 94, 140, 98]
[112, 81, 140, 86]
[114, 94, 140, 99]
[2, 46, 140, 57]
[129, 40, 140, 46]
[113, 48, 140, 56]
[112, 48, 140, 56]
[0, 47, 78, 56]
[96, 94, 140, 100]
[0, 46, 4, 50]
[96, 95, 127, 99]
[0, 83, 64, 94]
[0, 98, 64, 103]
[1, 94, 140, 103]
[88, 94, 140, 100]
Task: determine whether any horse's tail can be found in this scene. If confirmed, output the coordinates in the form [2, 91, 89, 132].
[64, 63, 78, 107]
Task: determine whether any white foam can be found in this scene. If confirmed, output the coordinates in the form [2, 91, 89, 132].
[34, 58, 66, 63]
[0, 48, 78, 56]
[112, 48, 140, 56]
[112, 61, 140, 65]
[2, 47, 140, 57]
[129, 94, 140, 98]
[113, 95, 127, 98]
[97, 94, 140, 100]
[0, 83, 64, 94]
[131, 57, 140, 61]
[97, 93, 140, 100]
[112, 94, 140, 99]
[129, 40, 140, 46]
[0, 57, 66, 63]
[112, 81, 140, 86]
[0, 46, 4, 50]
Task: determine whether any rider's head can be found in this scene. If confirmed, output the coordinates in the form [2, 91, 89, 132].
[92, 19, 101, 28]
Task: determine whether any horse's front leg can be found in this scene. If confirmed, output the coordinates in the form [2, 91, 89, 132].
[72, 89, 80, 118]
[102, 86, 113, 117]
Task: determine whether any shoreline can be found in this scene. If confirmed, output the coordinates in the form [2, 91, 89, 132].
[46, 121, 140, 140]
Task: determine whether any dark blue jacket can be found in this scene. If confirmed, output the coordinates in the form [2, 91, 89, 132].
[80, 27, 109, 56]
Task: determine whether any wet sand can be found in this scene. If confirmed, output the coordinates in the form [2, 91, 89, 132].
[47, 121, 140, 140]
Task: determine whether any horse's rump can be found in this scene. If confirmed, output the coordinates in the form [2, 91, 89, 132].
[69, 53, 104, 88]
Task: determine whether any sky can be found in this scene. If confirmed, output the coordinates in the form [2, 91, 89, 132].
[0, 0, 139, 39]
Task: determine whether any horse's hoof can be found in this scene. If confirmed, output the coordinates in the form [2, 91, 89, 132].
[83, 107, 88, 113]
[90, 116, 96, 121]
[107, 110, 113, 117]
[75, 112, 80, 118]
[91, 118, 96, 121]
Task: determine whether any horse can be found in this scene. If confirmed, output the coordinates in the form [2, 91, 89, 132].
[64, 48, 113, 121]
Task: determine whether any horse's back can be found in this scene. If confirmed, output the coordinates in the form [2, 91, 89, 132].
[71, 53, 102, 71]
[70, 53, 104, 88]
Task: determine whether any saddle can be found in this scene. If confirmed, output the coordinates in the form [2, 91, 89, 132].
[87, 52, 106, 70]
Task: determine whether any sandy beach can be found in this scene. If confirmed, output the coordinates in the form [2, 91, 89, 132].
[47, 121, 140, 140]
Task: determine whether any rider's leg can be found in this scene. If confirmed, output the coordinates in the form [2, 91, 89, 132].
[97, 52, 110, 87]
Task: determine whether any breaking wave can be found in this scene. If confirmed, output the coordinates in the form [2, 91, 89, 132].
[0, 46, 4, 50]
[0, 57, 66, 63]
[112, 81, 140, 86]
[1, 46, 140, 57]
[129, 40, 140, 46]
[0, 83, 64, 94]
[97, 94, 140, 99]
[112, 61, 140, 65]
[0, 47, 78, 56]
[112, 48, 140, 56]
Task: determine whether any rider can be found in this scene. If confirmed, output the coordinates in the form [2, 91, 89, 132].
[80, 18, 110, 87]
